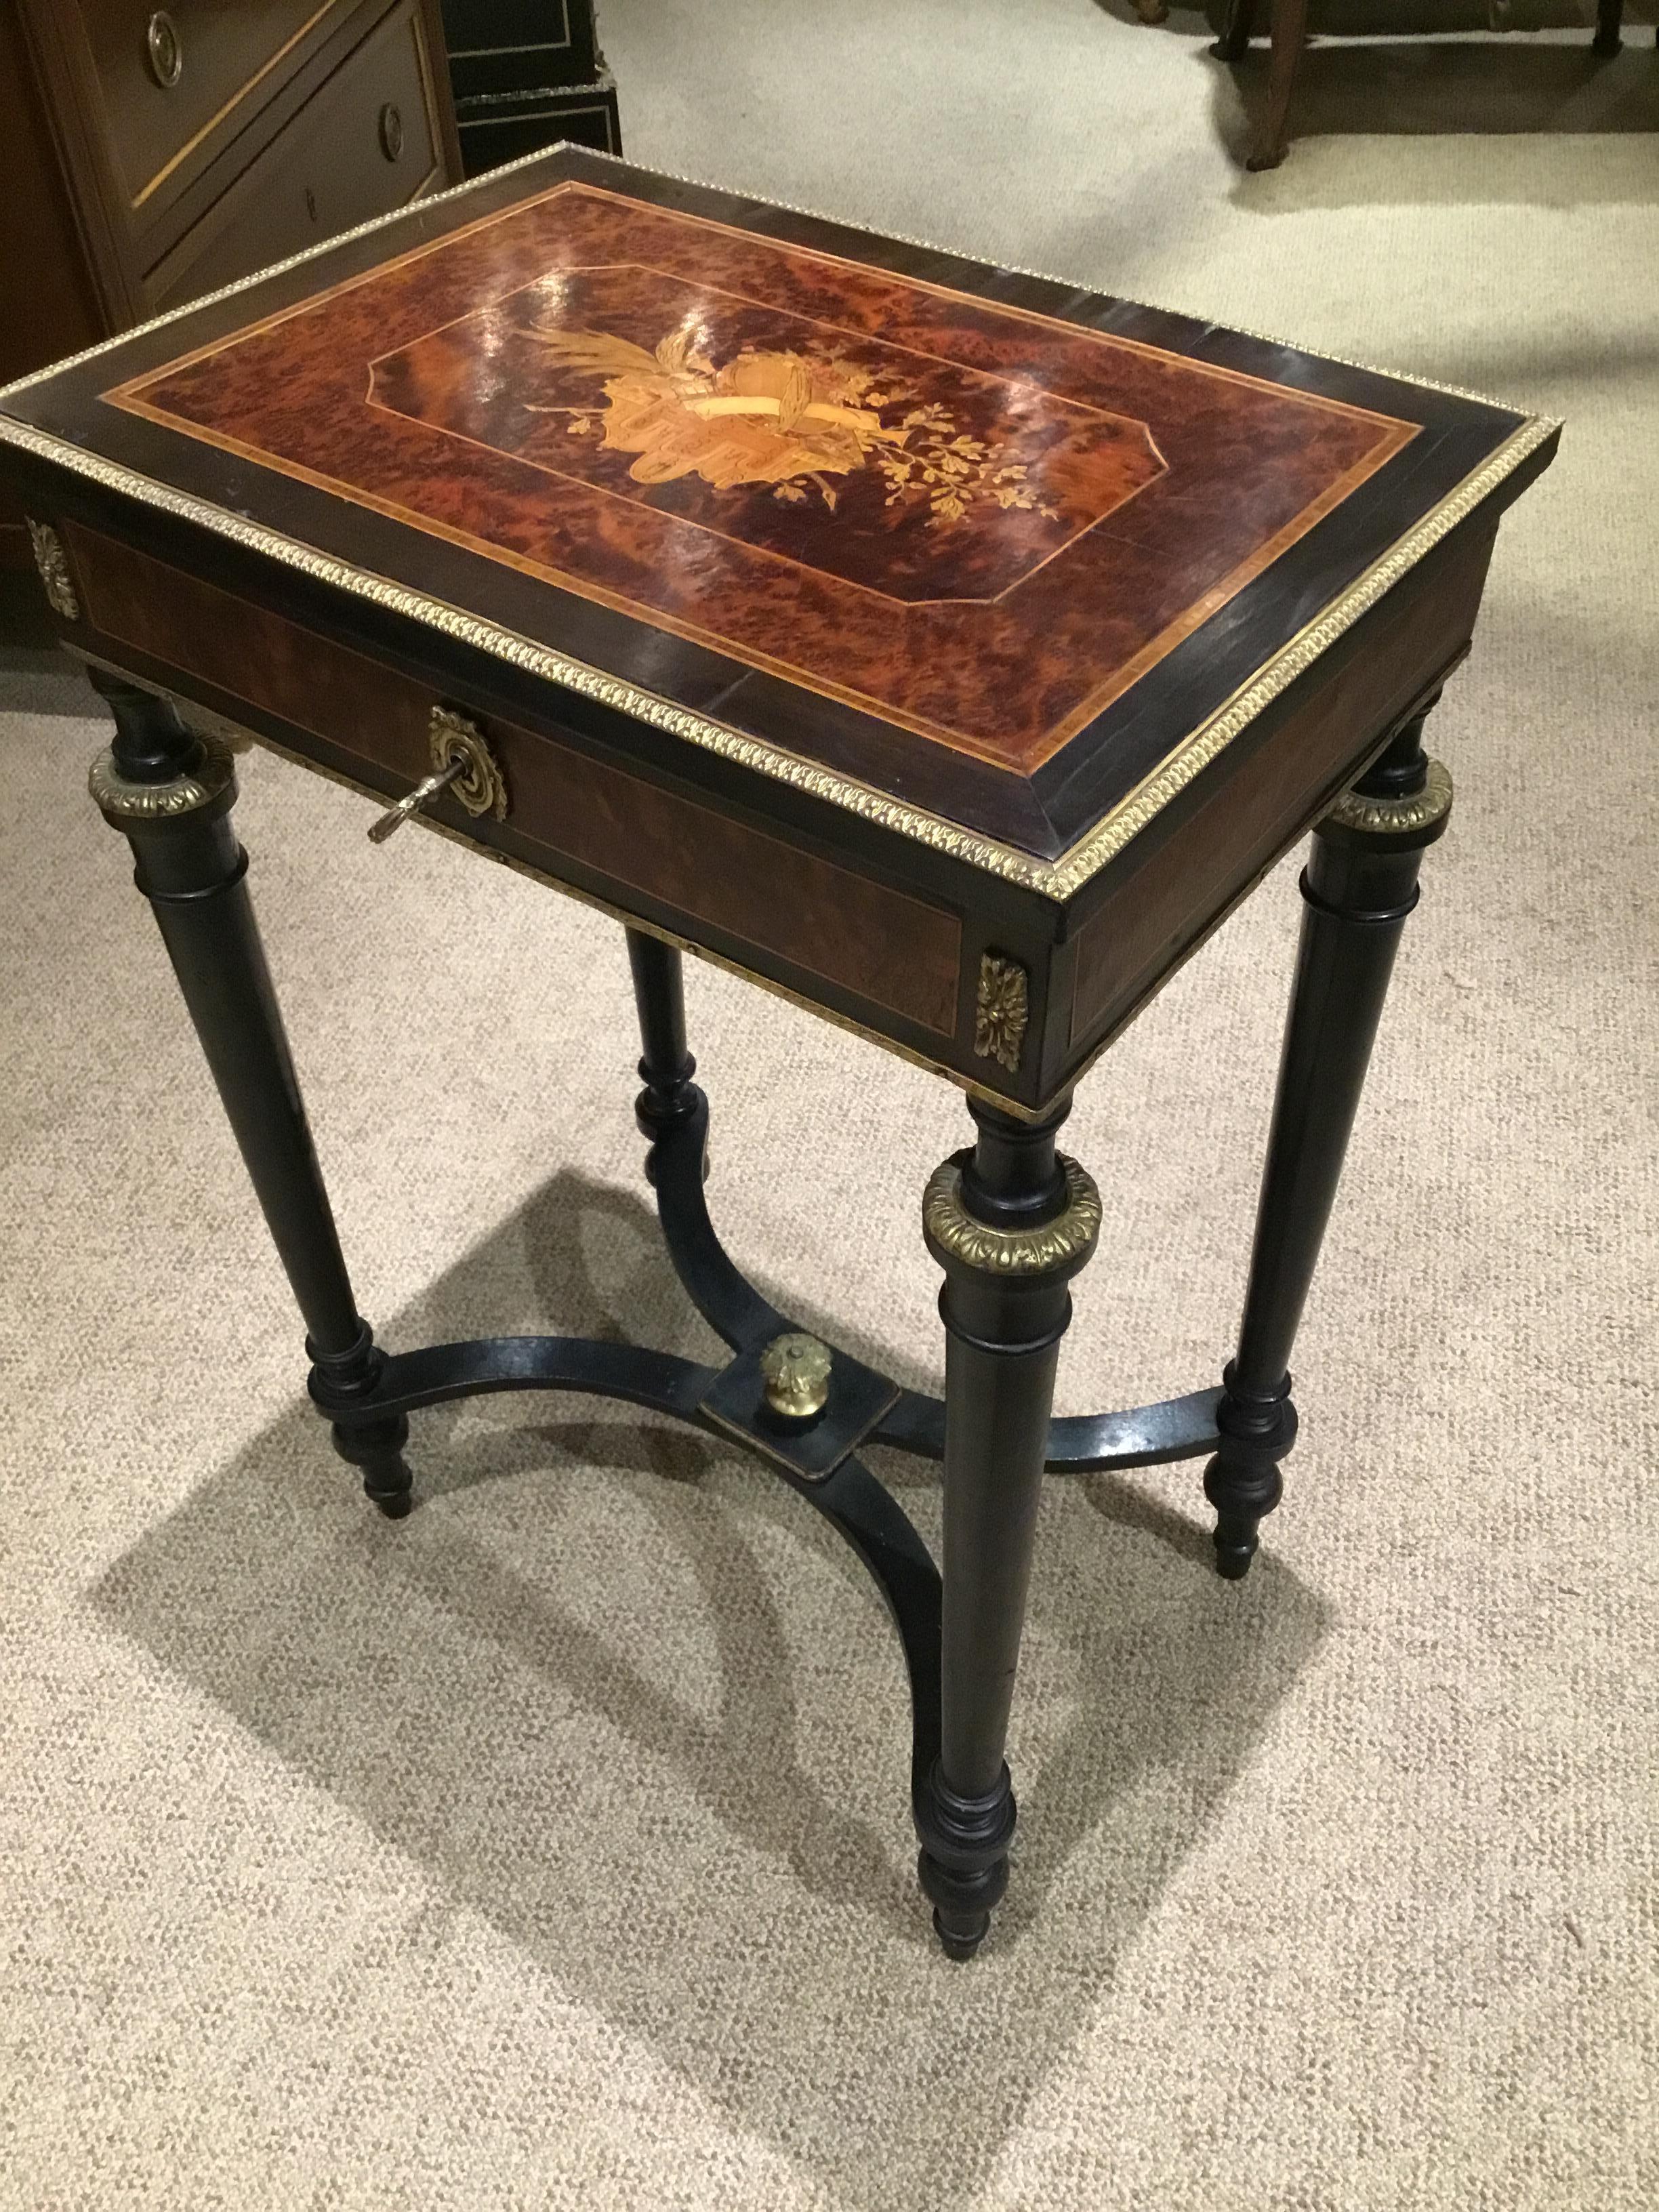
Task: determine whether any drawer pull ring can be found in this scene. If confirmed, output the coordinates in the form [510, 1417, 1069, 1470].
[379, 102, 405, 162]
[146, 11, 183, 89]
[368, 708, 508, 843]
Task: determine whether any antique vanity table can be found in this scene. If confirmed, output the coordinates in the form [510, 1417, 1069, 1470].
[0, 147, 1555, 1957]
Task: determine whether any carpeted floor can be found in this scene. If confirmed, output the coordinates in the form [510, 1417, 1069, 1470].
[2, 4, 1656, 2206]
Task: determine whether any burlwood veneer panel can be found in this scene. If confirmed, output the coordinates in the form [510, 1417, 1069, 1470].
[109, 180, 1416, 776]
[1067, 525, 1497, 1058]
[65, 523, 963, 1038]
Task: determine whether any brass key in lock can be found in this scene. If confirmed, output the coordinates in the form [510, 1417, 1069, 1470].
[367, 754, 466, 843]
[367, 707, 509, 844]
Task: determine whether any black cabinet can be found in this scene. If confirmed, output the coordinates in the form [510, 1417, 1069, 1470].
[439, 0, 620, 173]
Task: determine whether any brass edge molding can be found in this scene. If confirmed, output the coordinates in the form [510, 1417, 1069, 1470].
[27, 519, 79, 620]
[974, 953, 1028, 1073]
[1325, 757, 1454, 840]
[88, 729, 235, 819]
[923, 1155, 1103, 1275]
[64, 647, 1055, 1120]
[0, 410, 1553, 901]
[0, 136, 1541, 426]
[1038, 419, 1552, 898]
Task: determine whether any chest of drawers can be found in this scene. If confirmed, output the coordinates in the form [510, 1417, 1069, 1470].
[1, 0, 459, 571]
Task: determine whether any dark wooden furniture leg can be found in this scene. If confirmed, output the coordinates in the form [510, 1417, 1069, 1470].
[1248, 0, 1310, 171]
[1205, 693, 1455, 1578]
[87, 670, 411, 1515]
[626, 927, 699, 1153]
[915, 1101, 1101, 1957]
[1593, 0, 1623, 54]
[1212, 0, 1261, 64]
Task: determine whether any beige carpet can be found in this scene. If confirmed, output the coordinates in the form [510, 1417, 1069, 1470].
[2, 3, 1656, 2205]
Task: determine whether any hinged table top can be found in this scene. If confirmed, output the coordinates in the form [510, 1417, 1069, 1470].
[0, 147, 1555, 886]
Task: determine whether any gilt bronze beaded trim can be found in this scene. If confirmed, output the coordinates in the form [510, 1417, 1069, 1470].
[923, 1155, 1102, 1275]
[4, 413, 1549, 897]
[87, 730, 236, 821]
[1324, 757, 1454, 842]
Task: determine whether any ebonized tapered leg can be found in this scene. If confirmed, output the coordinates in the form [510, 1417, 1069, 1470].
[627, 927, 701, 1156]
[915, 1101, 1101, 1958]
[1212, 0, 1260, 62]
[1593, 0, 1622, 56]
[87, 672, 410, 1515]
[1206, 694, 1455, 1578]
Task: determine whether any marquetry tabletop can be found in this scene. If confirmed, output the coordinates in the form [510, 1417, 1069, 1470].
[1, 146, 1555, 1122]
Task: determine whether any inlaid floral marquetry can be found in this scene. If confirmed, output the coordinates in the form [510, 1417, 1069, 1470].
[107, 179, 1419, 777]
[367, 267, 1166, 604]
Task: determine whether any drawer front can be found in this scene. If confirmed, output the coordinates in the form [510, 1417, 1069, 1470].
[440, 1, 598, 102]
[455, 77, 619, 177]
[62, 525, 966, 1046]
[146, 0, 441, 310]
[78, 0, 359, 214]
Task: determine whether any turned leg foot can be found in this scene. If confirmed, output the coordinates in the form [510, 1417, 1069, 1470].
[1204, 1364, 1294, 1579]
[916, 1762, 1015, 1960]
[1209, 692, 1454, 1577]
[626, 928, 703, 1178]
[310, 1322, 413, 1517]
[916, 1100, 1101, 1954]
[334, 1416, 414, 1517]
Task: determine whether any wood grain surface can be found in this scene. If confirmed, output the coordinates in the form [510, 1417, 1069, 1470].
[109, 180, 1416, 775]
[65, 520, 964, 1039]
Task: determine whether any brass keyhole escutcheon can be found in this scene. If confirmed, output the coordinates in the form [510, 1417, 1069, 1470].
[367, 708, 508, 844]
[146, 11, 182, 89]
[379, 102, 405, 162]
[428, 707, 508, 820]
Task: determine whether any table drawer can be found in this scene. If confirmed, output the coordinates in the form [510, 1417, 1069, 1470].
[440, 0, 599, 102]
[146, 0, 442, 310]
[60, 523, 966, 1048]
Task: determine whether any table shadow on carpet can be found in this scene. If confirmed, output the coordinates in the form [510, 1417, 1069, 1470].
[94, 1166, 1330, 2208]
